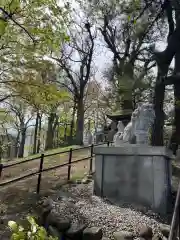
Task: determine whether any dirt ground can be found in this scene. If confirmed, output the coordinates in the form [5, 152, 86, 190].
[0, 147, 93, 239]
[0, 150, 179, 239]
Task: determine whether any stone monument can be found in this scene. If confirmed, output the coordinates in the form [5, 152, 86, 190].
[94, 101, 172, 215]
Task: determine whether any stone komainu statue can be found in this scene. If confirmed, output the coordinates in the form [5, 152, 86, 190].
[114, 103, 155, 145]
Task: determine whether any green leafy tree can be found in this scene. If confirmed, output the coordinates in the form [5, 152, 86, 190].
[8, 62, 70, 153]
[0, 0, 70, 102]
[8, 216, 57, 240]
[5, 99, 35, 158]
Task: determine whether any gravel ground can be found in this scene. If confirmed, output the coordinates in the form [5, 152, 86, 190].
[50, 182, 163, 238]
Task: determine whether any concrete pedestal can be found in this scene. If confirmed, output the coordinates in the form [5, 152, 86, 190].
[94, 145, 172, 214]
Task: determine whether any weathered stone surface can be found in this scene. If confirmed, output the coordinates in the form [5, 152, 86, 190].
[152, 234, 162, 240]
[76, 179, 82, 184]
[46, 210, 71, 232]
[65, 223, 87, 239]
[83, 227, 103, 240]
[82, 178, 91, 184]
[39, 198, 54, 217]
[94, 145, 172, 215]
[134, 238, 146, 240]
[87, 174, 93, 180]
[139, 226, 153, 240]
[159, 224, 170, 238]
[67, 179, 75, 184]
[41, 198, 54, 208]
[162, 237, 168, 240]
[101, 237, 110, 240]
[48, 225, 62, 239]
[37, 199, 54, 226]
[56, 190, 72, 201]
[113, 231, 134, 240]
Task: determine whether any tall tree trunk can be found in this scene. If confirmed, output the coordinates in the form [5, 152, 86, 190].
[151, 73, 165, 146]
[33, 112, 39, 154]
[15, 131, 20, 158]
[0, 139, 2, 163]
[56, 122, 59, 147]
[168, 8, 180, 154]
[37, 114, 42, 153]
[70, 100, 76, 143]
[76, 97, 84, 145]
[45, 113, 58, 150]
[169, 51, 180, 153]
[18, 128, 26, 158]
[45, 117, 54, 150]
[172, 61, 180, 149]
[170, 84, 180, 154]
[64, 123, 67, 142]
[119, 66, 134, 112]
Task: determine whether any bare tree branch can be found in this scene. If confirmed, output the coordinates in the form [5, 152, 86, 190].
[0, 7, 35, 42]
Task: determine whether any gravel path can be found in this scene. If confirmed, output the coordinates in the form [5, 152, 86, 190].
[51, 182, 163, 238]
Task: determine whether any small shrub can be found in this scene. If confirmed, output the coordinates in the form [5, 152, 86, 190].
[8, 216, 57, 240]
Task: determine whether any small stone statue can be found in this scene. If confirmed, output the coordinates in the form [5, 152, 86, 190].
[122, 111, 138, 143]
[113, 121, 125, 146]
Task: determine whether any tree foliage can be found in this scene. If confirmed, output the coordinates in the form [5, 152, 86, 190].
[80, 0, 166, 111]
[9, 60, 70, 114]
[0, 0, 70, 49]
[0, 0, 70, 103]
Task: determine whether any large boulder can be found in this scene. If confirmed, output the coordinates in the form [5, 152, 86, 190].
[45, 210, 71, 232]
[83, 227, 103, 240]
[65, 223, 87, 240]
[48, 225, 62, 239]
[139, 226, 153, 240]
[37, 198, 54, 226]
[113, 231, 134, 240]
[152, 234, 163, 240]
[159, 224, 170, 238]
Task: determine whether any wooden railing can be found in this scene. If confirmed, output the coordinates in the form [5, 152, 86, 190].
[0, 142, 111, 194]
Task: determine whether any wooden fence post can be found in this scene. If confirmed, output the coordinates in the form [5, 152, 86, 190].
[179, 204, 180, 240]
[0, 163, 3, 178]
[36, 153, 44, 194]
[89, 144, 93, 174]
[67, 148, 72, 181]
